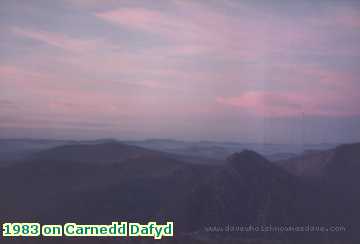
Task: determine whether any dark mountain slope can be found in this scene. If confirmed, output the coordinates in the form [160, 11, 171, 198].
[324, 143, 360, 184]
[30, 142, 165, 163]
[273, 143, 360, 237]
[180, 150, 339, 237]
[0, 142, 189, 221]
[274, 143, 360, 181]
[322, 143, 360, 233]
[274, 149, 335, 178]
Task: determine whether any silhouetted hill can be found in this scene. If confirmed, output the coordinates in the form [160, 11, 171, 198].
[322, 143, 360, 229]
[275, 142, 360, 182]
[274, 149, 335, 178]
[181, 150, 340, 238]
[324, 143, 360, 183]
[274, 143, 360, 236]
[30, 142, 164, 163]
[0, 139, 73, 162]
[228, 150, 276, 174]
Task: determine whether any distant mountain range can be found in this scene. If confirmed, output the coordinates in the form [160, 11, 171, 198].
[30, 142, 167, 163]
[0, 138, 337, 163]
[0, 140, 359, 242]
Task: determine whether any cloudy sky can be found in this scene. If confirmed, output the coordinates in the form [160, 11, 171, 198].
[0, 0, 360, 143]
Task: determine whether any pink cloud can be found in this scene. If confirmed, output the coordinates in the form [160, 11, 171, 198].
[95, 8, 175, 34]
[0, 64, 199, 125]
[313, 6, 360, 29]
[11, 27, 109, 53]
[0, 65, 54, 90]
[217, 90, 360, 117]
[94, 5, 271, 60]
[94, 2, 360, 61]
[264, 63, 359, 93]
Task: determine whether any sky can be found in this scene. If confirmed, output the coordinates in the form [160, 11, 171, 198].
[0, 0, 360, 143]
